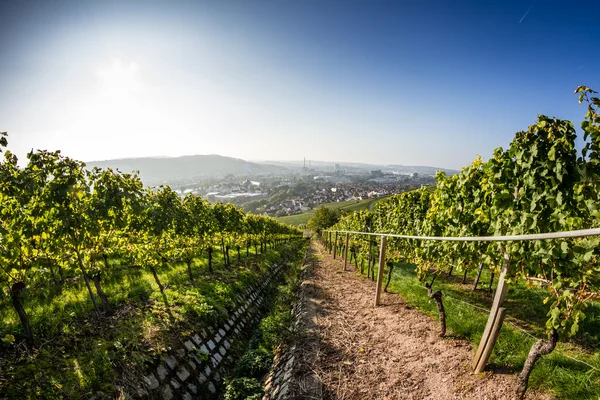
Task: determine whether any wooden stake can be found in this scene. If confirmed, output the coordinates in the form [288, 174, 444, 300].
[344, 233, 349, 271]
[374, 236, 387, 306]
[475, 307, 506, 373]
[333, 231, 338, 260]
[472, 252, 510, 371]
[367, 236, 373, 278]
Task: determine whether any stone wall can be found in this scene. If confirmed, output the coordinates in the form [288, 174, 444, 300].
[138, 261, 287, 399]
[262, 257, 322, 400]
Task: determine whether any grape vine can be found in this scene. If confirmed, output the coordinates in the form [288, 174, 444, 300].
[0, 136, 301, 344]
[328, 87, 600, 397]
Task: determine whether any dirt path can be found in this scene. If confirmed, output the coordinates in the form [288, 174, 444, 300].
[297, 241, 549, 400]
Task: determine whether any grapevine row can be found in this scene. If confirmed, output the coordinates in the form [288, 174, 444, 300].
[326, 86, 600, 398]
[0, 135, 301, 344]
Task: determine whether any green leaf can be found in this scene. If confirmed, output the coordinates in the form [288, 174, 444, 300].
[560, 241, 569, 255]
[570, 321, 579, 336]
[2, 334, 15, 345]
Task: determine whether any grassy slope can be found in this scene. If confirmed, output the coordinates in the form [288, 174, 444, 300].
[0, 243, 302, 398]
[276, 196, 390, 226]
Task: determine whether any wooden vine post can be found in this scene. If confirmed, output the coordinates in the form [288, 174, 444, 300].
[473, 252, 510, 373]
[330, 231, 334, 253]
[343, 232, 349, 271]
[367, 235, 373, 277]
[374, 236, 387, 306]
[333, 231, 338, 260]
[328, 231, 332, 253]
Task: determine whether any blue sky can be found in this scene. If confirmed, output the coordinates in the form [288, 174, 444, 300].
[0, 0, 597, 170]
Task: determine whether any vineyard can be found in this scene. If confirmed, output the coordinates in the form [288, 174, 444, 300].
[2, 86, 600, 400]
[0, 133, 302, 398]
[320, 87, 600, 399]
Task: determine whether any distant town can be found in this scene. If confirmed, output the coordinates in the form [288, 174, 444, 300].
[174, 165, 437, 218]
[88, 156, 450, 218]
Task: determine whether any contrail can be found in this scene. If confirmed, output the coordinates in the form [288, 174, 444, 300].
[519, 3, 534, 23]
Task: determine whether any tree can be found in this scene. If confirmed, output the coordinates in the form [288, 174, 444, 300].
[308, 206, 340, 233]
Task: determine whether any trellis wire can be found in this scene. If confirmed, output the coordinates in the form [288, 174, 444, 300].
[322, 228, 600, 374]
[324, 227, 600, 242]
[373, 266, 600, 373]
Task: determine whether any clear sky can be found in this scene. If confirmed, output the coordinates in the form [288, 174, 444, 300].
[0, 0, 598, 170]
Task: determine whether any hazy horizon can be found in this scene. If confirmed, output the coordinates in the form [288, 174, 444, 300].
[87, 153, 459, 171]
[1, 0, 598, 170]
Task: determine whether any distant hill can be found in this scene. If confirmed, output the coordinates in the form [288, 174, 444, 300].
[87, 155, 288, 185]
[384, 165, 459, 176]
[258, 160, 458, 176]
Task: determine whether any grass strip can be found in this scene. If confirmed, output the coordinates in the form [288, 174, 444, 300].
[372, 262, 600, 400]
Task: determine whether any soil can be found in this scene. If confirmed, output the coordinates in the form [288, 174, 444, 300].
[295, 241, 551, 400]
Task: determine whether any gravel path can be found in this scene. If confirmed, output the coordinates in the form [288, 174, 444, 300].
[299, 241, 550, 400]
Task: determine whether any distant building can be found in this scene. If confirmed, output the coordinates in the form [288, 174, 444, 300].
[241, 179, 261, 188]
[371, 170, 384, 178]
[205, 192, 220, 201]
[212, 192, 267, 203]
[313, 176, 351, 183]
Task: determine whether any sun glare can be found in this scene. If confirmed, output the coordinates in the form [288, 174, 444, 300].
[96, 59, 140, 100]
[67, 58, 150, 151]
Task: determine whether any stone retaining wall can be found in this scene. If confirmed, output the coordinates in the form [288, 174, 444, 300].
[138, 262, 287, 399]
[262, 256, 322, 400]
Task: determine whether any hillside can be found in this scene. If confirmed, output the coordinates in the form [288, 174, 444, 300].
[87, 155, 288, 185]
[276, 196, 390, 226]
[260, 160, 459, 175]
[276, 184, 439, 226]
[385, 164, 459, 175]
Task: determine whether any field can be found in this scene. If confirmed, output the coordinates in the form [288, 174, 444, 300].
[276, 196, 391, 226]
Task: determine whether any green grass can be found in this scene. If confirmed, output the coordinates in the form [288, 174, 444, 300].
[277, 196, 390, 226]
[0, 241, 305, 399]
[340, 245, 600, 399]
[0, 247, 262, 338]
[223, 244, 306, 400]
